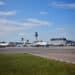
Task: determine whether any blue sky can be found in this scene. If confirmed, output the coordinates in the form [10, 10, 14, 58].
[0, 0, 75, 42]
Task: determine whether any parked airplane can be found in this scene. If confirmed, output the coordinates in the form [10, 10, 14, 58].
[32, 41, 48, 47]
[0, 42, 9, 47]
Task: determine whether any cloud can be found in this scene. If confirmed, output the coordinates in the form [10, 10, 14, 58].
[25, 18, 51, 27]
[40, 11, 48, 15]
[0, 18, 52, 36]
[50, 2, 75, 9]
[0, 11, 16, 16]
[56, 27, 65, 31]
[0, 18, 23, 34]
[0, 18, 20, 26]
[0, 1, 5, 5]
[18, 32, 30, 38]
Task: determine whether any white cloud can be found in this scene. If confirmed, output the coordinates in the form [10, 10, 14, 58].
[0, 1, 5, 5]
[0, 18, 20, 26]
[18, 32, 30, 38]
[25, 18, 51, 27]
[0, 18, 51, 32]
[0, 11, 16, 16]
[50, 2, 75, 9]
[56, 27, 65, 31]
[0, 19, 23, 34]
[0, 18, 52, 36]
[40, 11, 48, 15]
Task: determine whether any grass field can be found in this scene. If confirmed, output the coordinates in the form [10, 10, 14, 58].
[0, 53, 75, 75]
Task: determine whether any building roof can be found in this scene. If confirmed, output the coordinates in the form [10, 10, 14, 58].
[66, 40, 75, 43]
[51, 38, 66, 41]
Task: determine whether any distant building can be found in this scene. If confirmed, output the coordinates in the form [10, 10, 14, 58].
[50, 38, 67, 46]
[66, 40, 75, 46]
[8, 42, 16, 47]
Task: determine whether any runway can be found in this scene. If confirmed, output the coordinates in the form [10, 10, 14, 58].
[0, 47, 75, 64]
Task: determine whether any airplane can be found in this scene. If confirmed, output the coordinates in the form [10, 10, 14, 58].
[32, 41, 48, 47]
[0, 42, 9, 47]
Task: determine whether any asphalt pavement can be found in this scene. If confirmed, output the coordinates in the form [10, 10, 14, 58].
[0, 47, 75, 64]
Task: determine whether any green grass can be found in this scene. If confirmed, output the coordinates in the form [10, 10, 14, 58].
[0, 53, 75, 75]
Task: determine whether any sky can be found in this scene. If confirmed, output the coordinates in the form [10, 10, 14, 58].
[0, 0, 75, 42]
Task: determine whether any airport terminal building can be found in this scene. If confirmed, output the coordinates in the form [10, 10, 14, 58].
[50, 38, 67, 46]
[49, 38, 75, 46]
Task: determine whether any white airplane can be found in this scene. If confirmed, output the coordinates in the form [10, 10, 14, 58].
[0, 42, 9, 47]
[32, 41, 48, 47]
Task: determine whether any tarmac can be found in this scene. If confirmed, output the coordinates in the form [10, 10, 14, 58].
[0, 46, 75, 64]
